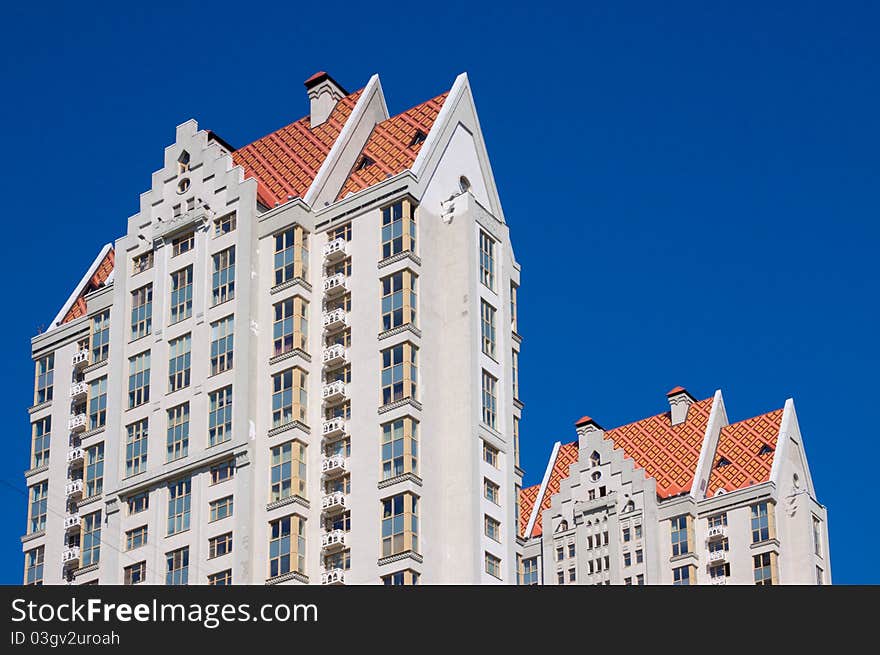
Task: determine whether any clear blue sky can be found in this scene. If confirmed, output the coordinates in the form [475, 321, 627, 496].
[1, 1, 876, 584]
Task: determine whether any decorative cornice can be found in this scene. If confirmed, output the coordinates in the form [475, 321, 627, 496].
[265, 570, 309, 586]
[266, 494, 310, 513]
[378, 398, 422, 415]
[74, 563, 100, 577]
[24, 464, 49, 478]
[268, 420, 310, 438]
[377, 251, 422, 270]
[78, 494, 103, 509]
[83, 359, 108, 375]
[269, 348, 311, 366]
[21, 530, 45, 544]
[27, 400, 52, 415]
[377, 473, 423, 490]
[152, 209, 211, 242]
[378, 550, 423, 567]
[378, 324, 422, 342]
[80, 427, 106, 441]
[270, 278, 312, 296]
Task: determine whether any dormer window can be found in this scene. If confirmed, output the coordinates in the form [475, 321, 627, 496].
[409, 130, 427, 147]
[178, 151, 190, 175]
[590, 451, 601, 468]
[716, 456, 731, 468]
[356, 155, 375, 171]
[758, 443, 774, 456]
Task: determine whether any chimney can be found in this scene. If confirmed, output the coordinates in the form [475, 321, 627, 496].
[667, 386, 696, 426]
[575, 416, 604, 450]
[304, 72, 347, 128]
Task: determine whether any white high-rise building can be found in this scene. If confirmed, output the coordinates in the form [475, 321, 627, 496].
[21, 71, 523, 585]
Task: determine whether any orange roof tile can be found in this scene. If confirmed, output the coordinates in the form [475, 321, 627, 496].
[525, 442, 579, 538]
[62, 248, 115, 324]
[519, 484, 540, 537]
[707, 409, 783, 496]
[232, 90, 363, 208]
[337, 92, 448, 200]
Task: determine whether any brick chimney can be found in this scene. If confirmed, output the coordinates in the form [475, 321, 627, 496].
[304, 72, 347, 128]
[667, 386, 696, 426]
[575, 416, 604, 450]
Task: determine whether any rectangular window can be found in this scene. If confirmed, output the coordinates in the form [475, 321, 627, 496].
[569, 543, 576, 558]
[673, 565, 692, 586]
[754, 552, 775, 586]
[670, 515, 692, 557]
[125, 419, 148, 477]
[481, 370, 498, 428]
[126, 525, 148, 551]
[521, 557, 538, 585]
[480, 299, 496, 357]
[128, 350, 151, 408]
[381, 269, 417, 330]
[81, 510, 101, 567]
[209, 532, 233, 559]
[637, 574, 644, 585]
[210, 496, 233, 522]
[510, 282, 518, 332]
[709, 563, 730, 580]
[635, 524, 643, 539]
[273, 296, 308, 356]
[556, 546, 564, 561]
[380, 342, 418, 406]
[272, 367, 307, 427]
[85, 443, 104, 497]
[172, 232, 194, 257]
[131, 284, 153, 340]
[208, 570, 232, 585]
[381, 417, 418, 480]
[124, 561, 146, 585]
[34, 354, 54, 405]
[381, 199, 416, 259]
[269, 515, 306, 578]
[214, 212, 236, 237]
[813, 516, 822, 556]
[166, 547, 189, 585]
[557, 571, 565, 585]
[31, 417, 51, 469]
[211, 459, 235, 485]
[132, 251, 153, 275]
[569, 568, 576, 582]
[167, 479, 191, 535]
[166, 403, 190, 462]
[624, 552, 632, 567]
[708, 513, 728, 528]
[25, 546, 44, 585]
[211, 246, 235, 306]
[636, 549, 644, 564]
[483, 441, 499, 468]
[90, 310, 110, 363]
[751, 502, 773, 543]
[623, 527, 631, 542]
[28, 482, 48, 533]
[270, 440, 307, 502]
[382, 570, 419, 585]
[127, 492, 149, 515]
[382, 493, 419, 557]
[485, 552, 502, 579]
[484, 478, 500, 504]
[274, 226, 308, 285]
[168, 334, 191, 392]
[485, 515, 501, 542]
[87, 376, 108, 430]
[170, 266, 193, 323]
[479, 230, 495, 290]
[513, 416, 520, 469]
[210, 315, 234, 375]
[208, 386, 233, 447]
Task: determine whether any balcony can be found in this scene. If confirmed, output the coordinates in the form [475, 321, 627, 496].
[65, 480, 83, 497]
[323, 238, 348, 262]
[322, 418, 345, 439]
[68, 414, 87, 433]
[63, 514, 80, 532]
[708, 549, 728, 563]
[322, 344, 348, 368]
[710, 576, 727, 586]
[66, 447, 84, 466]
[61, 546, 80, 566]
[322, 454, 347, 477]
[707, 525, 727, 541]
[69, 382, 88, 399]
[322, 492, 347, 514]
[71, 350, 89, 369]
[322, 381, 346, 404]
[322, 308, 347, 332]
[321, 529, 347, 551]
[321, 568, 345, 585]
[323, 273, 348, 296]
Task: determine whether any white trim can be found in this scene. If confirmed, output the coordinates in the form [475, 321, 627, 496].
[691, 390, 727, 500]
[48, 243, 113, 331]
[525, 441, 561, 538]
[410, 73, 466, 178]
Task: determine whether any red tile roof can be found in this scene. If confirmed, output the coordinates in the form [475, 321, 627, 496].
[62, 248, 115, 324]
[337, 92, 448, 199]
[519, 484, 540, 537]
[707, 409, 783, 496]
[522, 442, 579, 538]
[232, 90, 363, 208]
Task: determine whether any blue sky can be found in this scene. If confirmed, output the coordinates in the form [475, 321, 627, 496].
[0, 1, 876, 584]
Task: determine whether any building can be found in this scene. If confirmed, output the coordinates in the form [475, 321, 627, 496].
[518, 387, 830, 585]
[22, 71, 524, 585]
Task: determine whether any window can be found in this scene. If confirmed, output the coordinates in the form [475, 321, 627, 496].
[635, 524, 642, 539]
[708, 513, 728, 528]
[510, 283, 518, 332]
[170, 266, 193, 323]
[670, 515, 692, 557]
[270, 440, 307, 501]
[636, 549, 644, 564]
[210, 315, 234, 375]
[166, 403, 189, 461]
[127, 492, 149, 515]
[31, 417, 50, 469]
[569, 568, 576, 582]
[709, 563, 730, 580]
[25, 547, 44, 585]
[125, 419, 148, 477]
[557, 571, 565, 585]
[381, 270, 417, 330]
[28, 482, 48, 533]
[623, 527, 631, 542]
[132, 251, 153, 275]
[754, 552, 775, 586]
[556, 546, 564, 561]
[34, 354, 54, 404]
[382, 493, 419, 557]
[166, 547, 189, 585]
[673, 565, 692, 586]
[709, 538, 729, 554]
[85, 443, 104, 497]
[813, 516, 822, 556]
[816, 567, 824, 585]
[211, 459, 235, 485]
[751, 502, 773, 543]
[483, 441, 499, 468]
[130, 284, 153, 340]
[485, 515, 501, 542]
[624, 577, 632, 585]
[126, 525, 148, 551]
[272, 367, 307, 427]
[410, 130, 427, 146]
[168, 334, 191, 392]
[480, 300, 496, 357]
[124, 561, 146, 585]
[380, 199, 416, 259]
[86, 376, 107, 430]
[208, 386, 233, 447]
[273, 296, 308, 356]
[380, 342, 417, 405]
[211, 247, 235, 305]
[624, 552, 632, 567]
[637, 574, 644, 585]
[209, 532, 233, 558]
[208, 570, 232, 585]
[382, 570, 420, 585]
[210, 496, 233, 522]
[274, 226, 308, 285]
[381, 417, 418, 480]
[479, 230, 495, 290]
[81, 511, 101, 567]
[568, 543, 576, 558]
[513, 417, 520, 469]
[269, 515, 305, 577]
[91, 310, 110, 363]
[167, 478, 191, 535]
[128, 350, 151, 408]
[484, 478, 500, 504]
[481, 370, 497, 428]
[485, 552, 502, 579]
[171, 231, 194, 257]
[521, 557, 539, 585]
[214, 212, 236, 236]
[512, 350, 519, 399]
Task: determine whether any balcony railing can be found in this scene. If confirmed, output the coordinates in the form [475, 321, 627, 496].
[322, 308, 348, 331]
[71, 350, 89, 369]
[322, 454, 347, 477]
[322, 381, 346, 404]
[710, 576, 727, 586]
[708, 549, 728, 563]
[322, 344, 348, 367]
[69, 382, 88, 399]
[321, 529, 347, 550]
[63, 514, 80, 531]
[65, 480, 83, 497]
[68, 414, 87, 432]
[322, 492, 347, 513]
[321, 568, 345, 585]
[323, 238, 348, 262]
[61, 546, 80, 565]
[707, 525, 727, 540]
[66, 447, 84, 465]
[323, 273, 348, 296]
[322, 418, 345, 438]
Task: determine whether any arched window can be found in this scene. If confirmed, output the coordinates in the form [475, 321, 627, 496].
[555, 519, 568, 533]
[590, 451, 601, 468]
[178, 151, 190, 175]
[624, 499, 635, 513]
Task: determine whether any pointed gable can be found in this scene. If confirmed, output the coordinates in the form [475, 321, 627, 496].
[50, 245, 115, 329]
[707, 409, 783, 495]
[522, 441, 579, 538]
